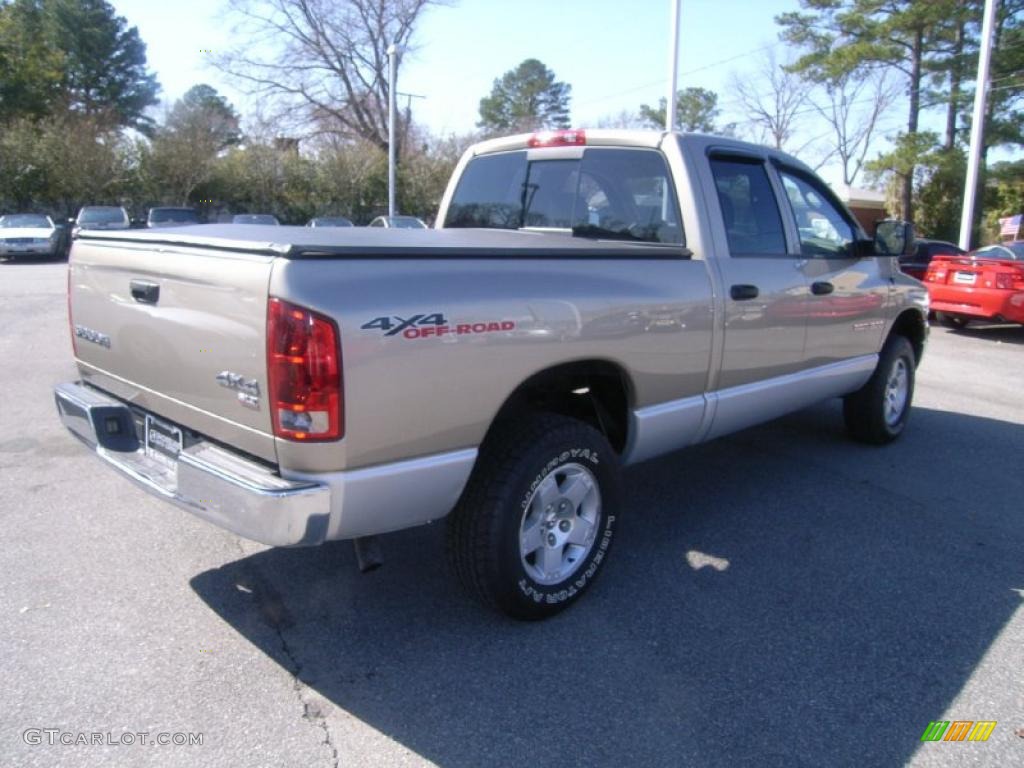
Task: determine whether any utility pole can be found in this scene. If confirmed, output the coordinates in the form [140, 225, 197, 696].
[387, 44, 398, 218]
[665, 0, 681, 131]
[959, 0, 998, 250]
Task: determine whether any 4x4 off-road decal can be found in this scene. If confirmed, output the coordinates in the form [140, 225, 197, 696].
[360, 313, 516, 339]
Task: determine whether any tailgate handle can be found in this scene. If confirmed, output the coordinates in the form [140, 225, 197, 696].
[130, 280, 160, 304]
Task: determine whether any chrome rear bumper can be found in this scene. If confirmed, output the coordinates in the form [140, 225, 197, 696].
[54, 381, 331, 546]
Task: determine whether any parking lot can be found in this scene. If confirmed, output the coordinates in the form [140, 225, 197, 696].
[1, 259, 1021, 767]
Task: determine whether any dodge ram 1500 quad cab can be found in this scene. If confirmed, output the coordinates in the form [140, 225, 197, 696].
[55, 130, 928, 619]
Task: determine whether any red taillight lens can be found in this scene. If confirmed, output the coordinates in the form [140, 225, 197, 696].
[527, 129, 586, 148]
[267, 298, 343, 441]
[67, 265, 77, 356]
[993, 269, 1024, 289]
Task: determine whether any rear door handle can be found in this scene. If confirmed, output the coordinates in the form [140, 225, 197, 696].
[811, 281, 835, 295]
[730, 284, 759, 301]
[130, 280, 160, 304]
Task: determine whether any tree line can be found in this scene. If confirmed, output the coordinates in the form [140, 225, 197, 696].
[0, 0, 1021, 240]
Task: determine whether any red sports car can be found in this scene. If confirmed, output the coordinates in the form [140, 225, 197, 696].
[924, 242, 1024, 327]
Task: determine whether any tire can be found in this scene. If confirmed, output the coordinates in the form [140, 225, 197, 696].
[843, 335, 915, 445]
[935, 311, 970, 329]
[447, 413, 621, 620]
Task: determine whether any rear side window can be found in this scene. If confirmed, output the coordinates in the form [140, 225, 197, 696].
[709, 158, 786, 256]
[444, 148, 683, 245]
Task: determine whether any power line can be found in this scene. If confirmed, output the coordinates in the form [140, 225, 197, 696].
[574, 41, 785, 109]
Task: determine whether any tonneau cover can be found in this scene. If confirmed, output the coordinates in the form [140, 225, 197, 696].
[77, 224, 687, 259]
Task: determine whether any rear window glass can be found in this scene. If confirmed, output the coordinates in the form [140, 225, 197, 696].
[79, 207, 127, 225]
[0, 214, 52, 228]
[150, 209, 198, 223]
[974, 243, 1024, 261]
[444, 148, 683, 245]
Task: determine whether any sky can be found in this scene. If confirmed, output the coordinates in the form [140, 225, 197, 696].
[108, 0, 1015, 188]
[112, 0, 802, 131]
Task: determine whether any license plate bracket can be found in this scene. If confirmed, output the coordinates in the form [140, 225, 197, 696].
[144, 415, 183, 468]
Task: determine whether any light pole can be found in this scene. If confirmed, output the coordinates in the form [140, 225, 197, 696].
[665, 0, 681, 131]
[958, 0, 998, 250]
[387, 43, 399, 218]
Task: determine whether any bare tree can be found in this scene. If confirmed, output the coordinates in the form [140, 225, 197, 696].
[812, 71, 898, 186]
[593, 110, 647, 129]
[214, 0, 446, 154]
[728, 48, 811, 151]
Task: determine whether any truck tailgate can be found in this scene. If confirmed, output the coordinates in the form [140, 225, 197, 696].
[69, 237, 277, 463]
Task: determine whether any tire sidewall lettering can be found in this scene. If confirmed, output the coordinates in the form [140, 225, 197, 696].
[515, 440, 615, 605]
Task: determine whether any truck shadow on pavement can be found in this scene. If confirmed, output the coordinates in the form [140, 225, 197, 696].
[939, 323, 1024, 345]
[191, 402, 1023, 768]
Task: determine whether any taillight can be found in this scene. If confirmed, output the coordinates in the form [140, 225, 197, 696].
[995, 270, 1024, 290]
[527, 129, 586, 148]
[67, 265, 76, 356]
[267, 298, 343, 441]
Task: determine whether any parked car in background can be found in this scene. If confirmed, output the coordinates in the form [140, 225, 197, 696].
[232, 214, 280, 225]
[147, 207, 200, 228]
[898, 238, 966, 281]
[0, 213, 62, 259]
[72, 206, 130, 238]
[925, 242, 1024, 327]
[367, 215, 427, 229]
[306, 216, 354, 228]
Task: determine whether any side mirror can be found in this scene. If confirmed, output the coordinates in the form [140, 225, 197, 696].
[67, 218, 76, 225]
[874, 219, 915, 257]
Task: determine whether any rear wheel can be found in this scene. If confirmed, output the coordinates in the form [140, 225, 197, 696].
[936, 311, 970, 329]
[843, 335, 916, 445]
[447, 413, 620, 620]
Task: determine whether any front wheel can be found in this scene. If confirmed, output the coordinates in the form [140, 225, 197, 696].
[447, 413, 621, 620]
[843, 335, 916, 445]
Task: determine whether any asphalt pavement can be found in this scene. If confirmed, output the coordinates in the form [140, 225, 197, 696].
[1, 259, 1021, 767]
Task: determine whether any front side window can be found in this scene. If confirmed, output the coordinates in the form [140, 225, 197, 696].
[779, 171, 856, 258]
[709, 157, 787, 256]
[444, 148, 683, 245]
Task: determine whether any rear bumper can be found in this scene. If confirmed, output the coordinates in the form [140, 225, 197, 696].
[929, 285, 1024, 322]
[54, 381, 478, 546]
[55, 381, 330, 546]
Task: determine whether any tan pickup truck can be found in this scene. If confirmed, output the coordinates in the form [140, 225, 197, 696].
[54, 130, 929, 619]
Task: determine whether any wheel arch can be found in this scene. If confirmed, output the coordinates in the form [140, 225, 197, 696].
[889, 308, 927, 365]
[483, 359, 635, 455]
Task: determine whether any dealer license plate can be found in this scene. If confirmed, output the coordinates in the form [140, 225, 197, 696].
[144, 415, 183, 468]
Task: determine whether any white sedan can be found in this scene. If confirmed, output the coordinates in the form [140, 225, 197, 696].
[0, 214, 62, 259]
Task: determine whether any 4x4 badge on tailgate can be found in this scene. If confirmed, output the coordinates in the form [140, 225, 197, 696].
[216, 371, 260, 396]
[216, 371, 261, 411]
